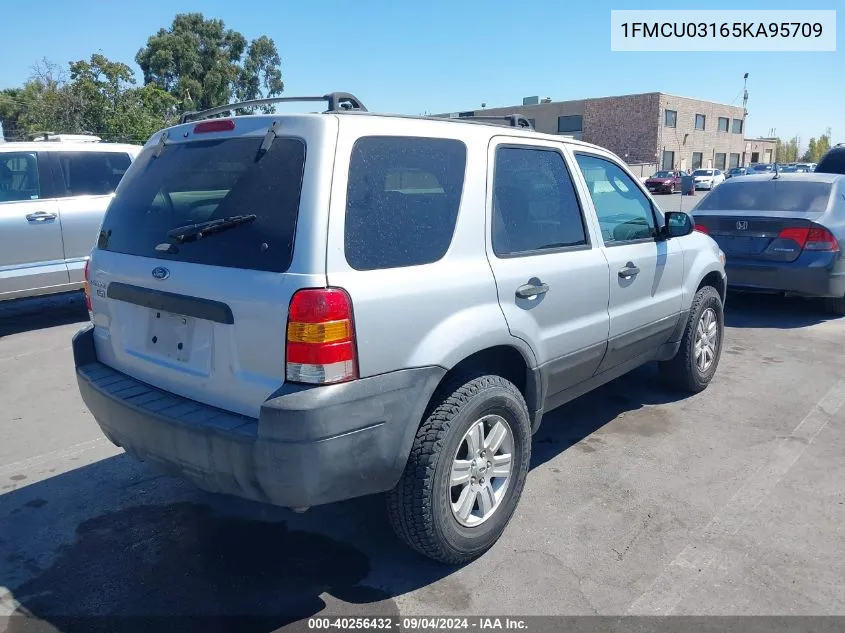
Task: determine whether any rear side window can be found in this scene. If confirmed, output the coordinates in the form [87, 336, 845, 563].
[816, 149, 845, 175]
[98, 137, 305, 273]
[492, 146, 588, 256]
[0, 152, 40, 202]
[696, 180, 833, 213]
[345, 136, 466, 271]
[56, 152, 132, 196]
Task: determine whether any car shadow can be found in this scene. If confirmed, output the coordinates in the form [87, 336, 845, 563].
[724, 292, 837, 329]
[0, 364, 694, 632]
[530, 363, 688, 470]
[0, 292, 89, 338]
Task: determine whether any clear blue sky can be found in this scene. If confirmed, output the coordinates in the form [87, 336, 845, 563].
[1, 0, 841, 149]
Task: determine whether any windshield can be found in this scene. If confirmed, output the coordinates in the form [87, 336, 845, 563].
[695, 180, 832, 213]
[729, 168, 743, 174]
[98, 137, 306, 273]
[693, 170, 713, 176]
[653, 171, 672, 178]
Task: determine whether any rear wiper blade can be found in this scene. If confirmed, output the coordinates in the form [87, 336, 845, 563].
[166, 214, 257, 243]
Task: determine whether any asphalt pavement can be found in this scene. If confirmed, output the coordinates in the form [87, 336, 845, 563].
[1, 289, 844, 632]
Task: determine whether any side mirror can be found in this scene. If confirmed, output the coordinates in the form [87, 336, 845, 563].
[663, 211, 694, 238]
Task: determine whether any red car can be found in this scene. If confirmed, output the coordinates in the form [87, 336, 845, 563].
[645, 170, 683, 194]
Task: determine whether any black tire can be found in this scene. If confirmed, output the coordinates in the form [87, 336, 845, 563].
[659, 285, 724, 393]
[668, 183, 675, 194]
[824, 295, 845, 316]
[387, 374, 531, 564]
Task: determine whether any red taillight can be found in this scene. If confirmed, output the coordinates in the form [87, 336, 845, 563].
[286, 288, 358, 385]
[83, 259, 92, 312]
[193, 119, 235, 134]
[778, 225, 839, 251]
[805, 226, 839, 251]
[694, 223, 709, 234]
[778, 227, 810, 248]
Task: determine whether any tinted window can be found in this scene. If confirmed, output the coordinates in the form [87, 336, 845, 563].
[665, 110, 677, 127]
[492, 147, 587, 256]
[718, 117, 729, 132]
[345, 136, 466, 271]
[0, 152, 40, 202]
[731, 118, 743, 134]
[816, 149, 845, 175]
[98, 138, 305, 273]
[558, 115, 583, 133]
[56, 152, 131, 196]
[575, 153, 656, 243]
[696, 180, 833, 213]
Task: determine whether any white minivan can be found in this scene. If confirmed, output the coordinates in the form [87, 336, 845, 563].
[0, 140, 141, 301]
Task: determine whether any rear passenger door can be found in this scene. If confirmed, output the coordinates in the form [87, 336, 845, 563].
[572, 152, 684, 372]
[51, 150, 133, 283]
[0, 150, 67, 298]
[485, 138, 610, 410]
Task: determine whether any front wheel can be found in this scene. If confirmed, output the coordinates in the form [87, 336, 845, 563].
[659, 286, 724, 393]
[668, 183, 675, 194]
[387, 374, 532, 564]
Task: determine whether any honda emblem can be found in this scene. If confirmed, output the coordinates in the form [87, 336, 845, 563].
[736, 220, 749, 230]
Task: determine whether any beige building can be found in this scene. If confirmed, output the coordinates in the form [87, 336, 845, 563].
[439, 92, 773, 174]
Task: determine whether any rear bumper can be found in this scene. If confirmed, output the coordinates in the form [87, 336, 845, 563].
[73, 325, 445, 508]
[726, 252, 845, 298]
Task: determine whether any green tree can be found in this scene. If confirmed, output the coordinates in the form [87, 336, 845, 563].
[1, 55, 176, 143]
[774, 136, 800, 163]
[802, 134, 831, 163]
[136, 13, 284, 112]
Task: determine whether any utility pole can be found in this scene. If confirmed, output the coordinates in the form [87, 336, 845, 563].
[742, 72, 749, 116]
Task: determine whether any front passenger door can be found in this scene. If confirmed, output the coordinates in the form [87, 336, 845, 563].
[573, 152, 684, 373]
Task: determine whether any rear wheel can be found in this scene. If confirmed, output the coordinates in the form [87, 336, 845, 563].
[660, 286, 724, 393]
[387, 374, 531, 564]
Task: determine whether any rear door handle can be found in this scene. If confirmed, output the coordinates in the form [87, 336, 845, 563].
[618, 264, 640, 279]
[26, 212, 57, 223]
[515, 282, 549, 298]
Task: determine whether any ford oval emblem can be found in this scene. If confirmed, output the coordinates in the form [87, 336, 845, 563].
[151, 266, 170, 280]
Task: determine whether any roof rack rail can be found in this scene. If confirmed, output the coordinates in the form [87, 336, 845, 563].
[433, 114, 534, 130]
[179, 92, 368, 124]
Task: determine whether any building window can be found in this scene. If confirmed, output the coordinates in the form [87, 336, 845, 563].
[731, 118, 743, 134]
[692, 152, 703, 170]
[718, 117, 729, 132]
[695, 114, 706, 130]
[664, 110, 677, 128]
[715, 153, 727, 170]
[729, 153, 740, 168]
[662, 150, 675, 170]
[557, 115, 583, 134]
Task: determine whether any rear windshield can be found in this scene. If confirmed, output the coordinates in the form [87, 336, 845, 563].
[694, 170, 713, 176]
[816, 150, 845, 175]
[696, 180, 833, 213]
[98, 137, 305, 273]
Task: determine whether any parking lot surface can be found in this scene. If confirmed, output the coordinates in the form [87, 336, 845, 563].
[1, 288, 844, 630]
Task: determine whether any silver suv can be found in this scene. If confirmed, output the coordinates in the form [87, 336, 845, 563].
[73, 93, 727, 563]
[0, 140, 141, 301]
